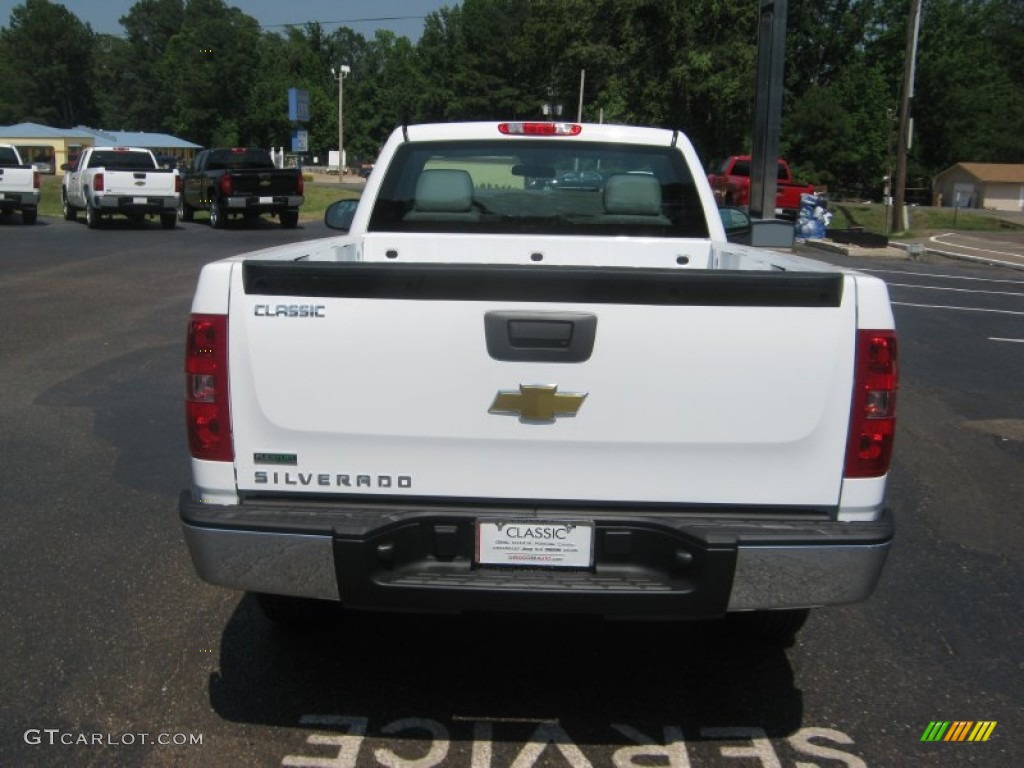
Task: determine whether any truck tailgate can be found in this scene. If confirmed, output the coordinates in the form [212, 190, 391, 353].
[104, 170, 173, 195]
[230, 171, 299, 196]
[229, 262, 856, 508]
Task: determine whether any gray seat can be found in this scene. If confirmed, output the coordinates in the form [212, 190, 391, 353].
[404, 169, 480, 222]
[602, 173, 670, 225]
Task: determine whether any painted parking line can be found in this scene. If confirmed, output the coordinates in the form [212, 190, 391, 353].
[927, 233, 1024, 270]
[932, 233, 1024, 260]
[885, 282, 1024, 298]
[891, 302, 1024, 316]
[860, 268, 1024, 287]
[989, 337, 1024, 343]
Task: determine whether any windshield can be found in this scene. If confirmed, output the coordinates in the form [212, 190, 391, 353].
[88, 151, 157, 171]
[205, 148, 274, 171]
[369, 139, 709, 238]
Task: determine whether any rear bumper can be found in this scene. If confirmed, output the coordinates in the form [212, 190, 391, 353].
[179, 493, 892, 618]
[223, 195, 303, 212]
[96, 194, 177, 213]
[0, 191, 39, 209]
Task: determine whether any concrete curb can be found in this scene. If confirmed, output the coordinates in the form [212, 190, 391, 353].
[800, 237, 1024, 272]
[891, 239, 1024, 272]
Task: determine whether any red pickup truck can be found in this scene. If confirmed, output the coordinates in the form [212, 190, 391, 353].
[708, 155, 814, 219]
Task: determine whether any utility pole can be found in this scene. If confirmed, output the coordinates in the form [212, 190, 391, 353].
[331, 64, 351, 181]
[892, 0, 922, 233]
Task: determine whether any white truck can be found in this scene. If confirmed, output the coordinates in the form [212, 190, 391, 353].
[0, 144, 41, 224]
[62, 146, 180, 229]
[180, 122, 898, 639]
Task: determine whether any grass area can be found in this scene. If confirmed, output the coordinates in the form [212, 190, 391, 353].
[36, 175, 359, 220]
[829, 202, 1023, 239]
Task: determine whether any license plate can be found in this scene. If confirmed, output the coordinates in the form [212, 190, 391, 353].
[259, 196, 273, 204]
[476, 520, 593, 568]
[133, 196, 147, 204]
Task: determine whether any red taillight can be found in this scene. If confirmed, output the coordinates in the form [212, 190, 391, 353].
[296, 173, 304, 195]
[174, 173, 182, 194]
[93, 173, 104, 192]
[219, 173, 234, 196]
[185, 314, 233, 461]
[33, 171, 41, 189]
[845, 330, 898, 478]
[498, 122, 582, 136]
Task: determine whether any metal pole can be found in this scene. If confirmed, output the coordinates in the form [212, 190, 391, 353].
[577, 69, 585, 123]
[342, 70, 346, 182]
[892, 0, 922, 232]
[749, 0, 787, 221]
[333, 64, 350, 182]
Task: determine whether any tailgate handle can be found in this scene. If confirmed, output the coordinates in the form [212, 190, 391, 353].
[484, 311, 597, 363]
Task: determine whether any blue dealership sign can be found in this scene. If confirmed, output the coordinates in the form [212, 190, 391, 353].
[288, 88, 310, 123]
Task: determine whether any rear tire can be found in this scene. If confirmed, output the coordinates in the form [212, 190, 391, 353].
[279, 210, 299, 229]
[208, 199, 224, 229]
[22, 209, 37, 225]
[160, 212, 176, 229]
[62, 193, 77, 221]
[85, 201, 101, 229]
[727, 608, 810, 643]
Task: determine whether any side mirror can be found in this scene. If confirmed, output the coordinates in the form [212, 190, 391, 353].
[719, 206, 752, 243]
[325, 199, 359, 232]
[60, 163, 73, 172]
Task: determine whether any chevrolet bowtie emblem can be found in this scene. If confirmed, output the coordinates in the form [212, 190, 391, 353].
[489, 384, 587, 424]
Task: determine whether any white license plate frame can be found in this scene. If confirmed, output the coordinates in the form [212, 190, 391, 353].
[476, 520, 594, 568]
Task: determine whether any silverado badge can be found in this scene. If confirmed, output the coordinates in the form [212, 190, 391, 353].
[489, 384, 587, 424]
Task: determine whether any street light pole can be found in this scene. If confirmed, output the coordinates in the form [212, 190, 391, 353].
[331, 64, 351, 181]
[892, 0, 922, 233]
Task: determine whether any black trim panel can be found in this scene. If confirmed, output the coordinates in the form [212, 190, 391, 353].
[242, 262, 844, 308]
[484, 310, 597, 362]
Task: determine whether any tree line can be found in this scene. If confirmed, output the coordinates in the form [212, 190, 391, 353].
[1, 0, 1021, 199]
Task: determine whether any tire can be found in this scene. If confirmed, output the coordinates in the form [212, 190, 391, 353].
[177, 196, 192, 222]
[85, 201, 101, 229]
[22, 209, 37, 225]
[208, 199, 224, 229]
[62, 193, 77, 221]
[727, 608, 810, 643]
[255, 593, 339, 628]
[160, 212, 176, 229]
[279, 210, 299, 229]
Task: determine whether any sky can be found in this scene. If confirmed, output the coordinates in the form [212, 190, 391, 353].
[0, 0, 452, 41]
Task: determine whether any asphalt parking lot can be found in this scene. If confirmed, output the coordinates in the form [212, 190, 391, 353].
[1, 216, 1021, 767]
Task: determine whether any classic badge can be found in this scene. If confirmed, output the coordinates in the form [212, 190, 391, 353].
[488, 384, 587, 424]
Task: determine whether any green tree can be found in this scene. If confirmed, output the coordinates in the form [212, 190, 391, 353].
[0, 0, 97, 126]
[783, 61, 894, 196]
[914, 0, 1024, 169]
[110, 0, 186, 132]
[162, 0, 261, 145]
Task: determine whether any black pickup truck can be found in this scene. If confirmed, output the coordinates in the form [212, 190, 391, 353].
[177, 147, 304, 228]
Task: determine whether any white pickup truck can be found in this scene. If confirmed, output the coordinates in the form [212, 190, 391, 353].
[62, 146, 180, 229]
[180, 122, 898, 639]
[0, 144, 40, 224]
